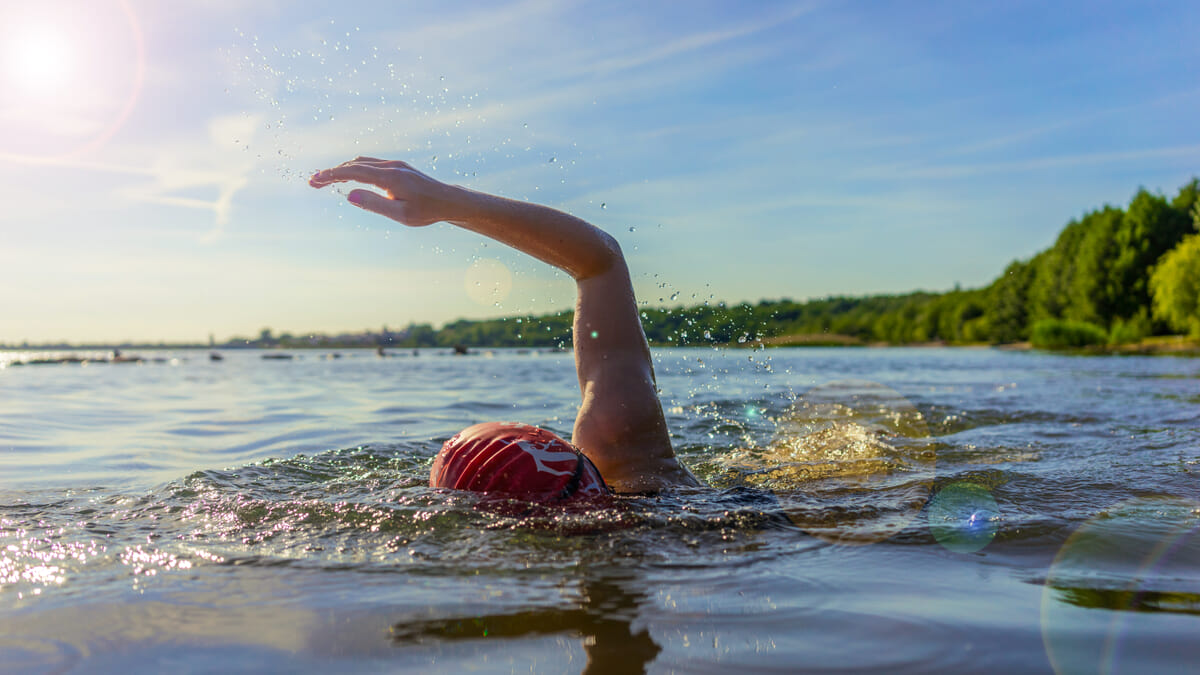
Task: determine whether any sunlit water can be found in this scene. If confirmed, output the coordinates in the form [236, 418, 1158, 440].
[1, 347, 1197, 673]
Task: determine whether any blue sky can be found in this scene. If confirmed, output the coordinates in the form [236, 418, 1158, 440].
[1, 0, 1197, 343]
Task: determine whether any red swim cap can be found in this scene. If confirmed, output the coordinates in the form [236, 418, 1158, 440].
[430, 422, 609, 503]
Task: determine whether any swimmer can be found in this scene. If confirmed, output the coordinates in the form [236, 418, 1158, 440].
[310, 158, 701, 496]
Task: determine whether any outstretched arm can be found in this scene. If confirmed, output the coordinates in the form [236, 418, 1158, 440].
[310, 158, 699, 492]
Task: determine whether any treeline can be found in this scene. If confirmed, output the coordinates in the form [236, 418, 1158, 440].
[386, 178, 1199, 349]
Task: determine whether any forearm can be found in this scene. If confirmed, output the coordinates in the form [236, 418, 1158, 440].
[444, 187, 620, 281]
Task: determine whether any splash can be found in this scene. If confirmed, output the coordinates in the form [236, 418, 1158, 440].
[712, 380, 936, 545]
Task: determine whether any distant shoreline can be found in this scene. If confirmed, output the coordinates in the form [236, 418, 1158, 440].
[4, 334, 1197, 357]
[754, 333, 1200, 356]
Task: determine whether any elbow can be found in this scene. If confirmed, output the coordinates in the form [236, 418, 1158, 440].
[575, 229, 624, 281]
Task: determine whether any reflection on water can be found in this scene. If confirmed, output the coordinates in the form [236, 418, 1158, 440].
[391, 572, 660, 674]
[1052, 586, 1200, 616]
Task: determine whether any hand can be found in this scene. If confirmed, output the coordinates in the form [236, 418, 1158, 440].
[309, 157, 457, 228]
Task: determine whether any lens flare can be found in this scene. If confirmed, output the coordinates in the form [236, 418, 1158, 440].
[4, 27, 73, 94]
[0, 0, 144, 158]
[927, 482, 999, 553]
[1041, 496, 1200, 675]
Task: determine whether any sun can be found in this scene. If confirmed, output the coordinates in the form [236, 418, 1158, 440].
[0, 0, 145, 158]
[3, 25, 74, 95]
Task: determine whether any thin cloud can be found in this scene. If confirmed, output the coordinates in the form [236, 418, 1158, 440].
[585, 3, 817, 76]
[1, 114, 263, 240]
[324, 2, 814, 124]
[377, 0, 572, 45]
[855, 144, 1200, 181]
[941, 87, 1200, 158]
[0, 152, 155, 176]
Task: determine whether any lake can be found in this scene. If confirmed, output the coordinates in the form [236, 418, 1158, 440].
[1, 346, 1197, 673]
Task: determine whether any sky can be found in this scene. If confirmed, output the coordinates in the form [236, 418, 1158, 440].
[1, 0, 1198, 344]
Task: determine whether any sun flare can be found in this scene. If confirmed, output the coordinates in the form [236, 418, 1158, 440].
[0, 1, 144, 157]
[4, 26, 74, 94]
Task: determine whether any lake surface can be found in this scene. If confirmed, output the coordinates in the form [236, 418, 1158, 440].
[1, 346, 1197, 673]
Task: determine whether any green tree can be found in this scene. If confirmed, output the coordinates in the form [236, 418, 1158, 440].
[1149, 233, 1200, 337]
[1028, 220, 1087, 322]
[1109, 189, 1193, 320]
[987, 259, 1034, 342]
[937, 292, 986, 342]
[1171, 178, 1199, 216]
[402, 323, 438, 347]
[1065, 207, 1123, 326]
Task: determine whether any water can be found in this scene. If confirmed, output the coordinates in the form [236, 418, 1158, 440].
[1, 347, 1197, 673]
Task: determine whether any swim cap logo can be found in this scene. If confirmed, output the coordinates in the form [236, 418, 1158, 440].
[574, 480, 606, 496]
[512, 439, 577, 477]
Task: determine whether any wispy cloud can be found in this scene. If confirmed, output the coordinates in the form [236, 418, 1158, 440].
[939, 87, 1200, 158]
[1, 113, 263, 240]
[853, 144, 1200, 181]
[373, 0, 573, 46]
[583, 3, 817, 76]
[282, 1, 813, 127]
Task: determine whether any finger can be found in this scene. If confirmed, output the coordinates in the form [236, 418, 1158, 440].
[350, 159, 413, 170]
[339, 157, 412, 170]
[308, 163, 388, 188]
[348, 189, 407, 221]
[340, 157, 412, 169]
[352, 157, 415, 169]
